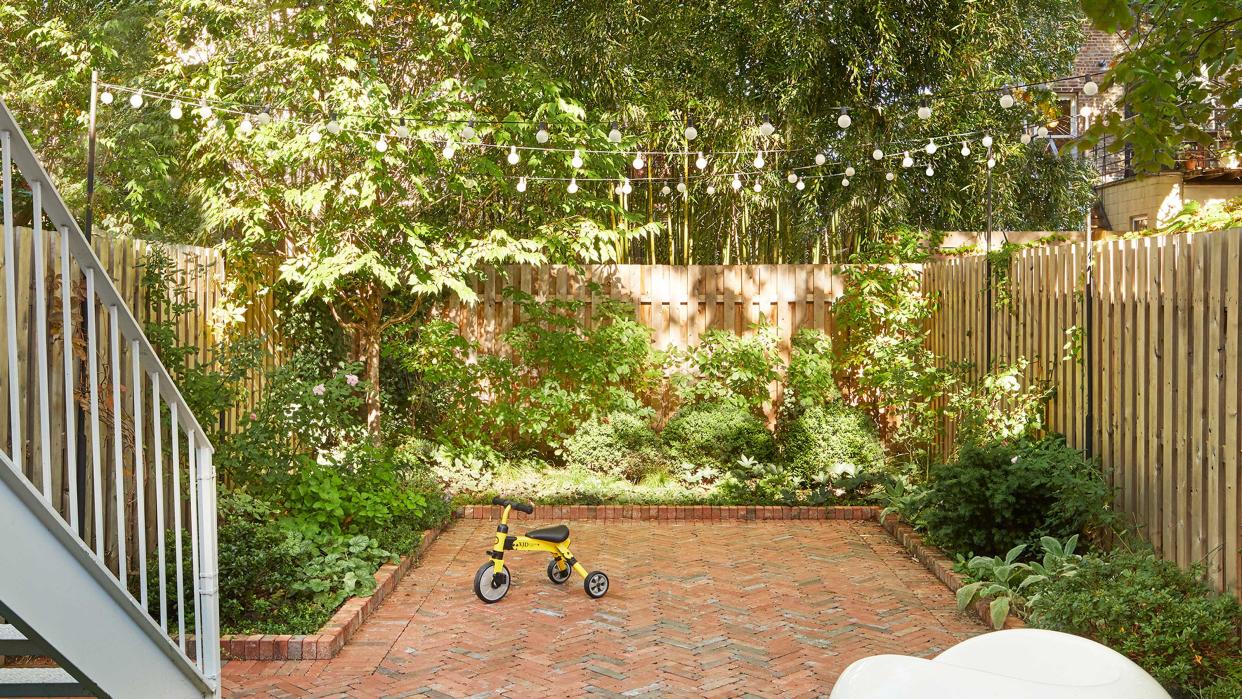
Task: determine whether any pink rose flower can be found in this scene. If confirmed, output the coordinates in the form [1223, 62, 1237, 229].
[312, 383, 326, 396]
[248, 412, 258, 421]
[345, 374, 359, 386]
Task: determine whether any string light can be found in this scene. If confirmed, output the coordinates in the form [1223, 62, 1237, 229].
[507, 145, 520, 164]
[837, 107, 852, 129]
[844, 166, 855, 177]
[999, 88, 1015, 109]
[841, 177, 850, 187]
[815, 152, 827, 166]
[129, 90, 144, 109]
[169, 101, 183, 120]
[308, 128, 322, 144]
[886, 172, 896, 181]
[1021, 131, 1033, 145]
[662, 184, 672, 195]
[536, 120, 550, 144]
[100, 90, 115, 105]
[706, 184, 717, 195]
[1036, 125, 1049, 138]
[571, 149, 583, 168]
[1083, 80, 1099, 96]
[684, 118, 698, 141]
[516, 176, 527, 192]
[795, 179, 805, 191]
[255, 109, 272, 126]
[925, 139, 938, 155]
[872, 148, 884, 160]
[375, 136, 389, 152]
[732, 175, 743, 191]
[981, 134, 993, 148]
[987, 157, 997, 169]
[917, 100, 932, 120]
[197, 99, 213, 120]
[925, 165, 935, 176]
[395, 120, 410, 139]
[567, 177, 578, 193]
[753, 181, 762, 192]
[326, 119, 342, 135]
[753, 152, 765, 168]
[608, 122, 622, 143]
[902, 151, 914, 168]
[677, 182, 687, 194]
[462, 120, 477, 140]
[632, 152, 645, 170]
[442, 141, 456, 159]
[758, 116, 775, 138]
[238, 115, 253, 135]
[960, 141, 971, 156]
[622, 178, 633, 194]
[696, 152, 708, 170]
[787, 172, 798, 184]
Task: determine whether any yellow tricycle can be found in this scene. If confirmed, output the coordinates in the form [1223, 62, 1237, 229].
[474, 497, 609, 603]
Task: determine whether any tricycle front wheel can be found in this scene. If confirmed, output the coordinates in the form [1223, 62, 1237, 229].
[474, 562, 511, 603]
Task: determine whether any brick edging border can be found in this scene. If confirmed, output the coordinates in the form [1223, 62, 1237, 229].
[455, 504, 878, 521]
[220, 525, 444, 661]
[878, 514, 1025, 630]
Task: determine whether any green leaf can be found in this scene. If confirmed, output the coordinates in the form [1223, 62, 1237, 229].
[990, 597, 1011, 629]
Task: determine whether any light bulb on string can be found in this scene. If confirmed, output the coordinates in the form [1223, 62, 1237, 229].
[442, 141, 456, 160]
[1036, 125, 1049, 138]
[925, 139, 938, 155]
[753, 181, 763, 193]
[925, 165, 935, 176]
[662, 184, 672, 195]
[608, 122, 622, 143]
[795, 179, 805, 191]
[462, 120, 477, 140]
[632, 152, 645, 171]
[902, 151, 914, 168]
[516, 177, 527, 193]
[787, 172, 798, 184]
[758, 116, 775, 138]
[238, 115, 254, 135]
[696, 152, 708, 170]
[169, 101, 183, 120]
[99, 90, 114, 105]
[837, 107, 851, 129]
[308, 127, 322, 144]
[677, 182, 687, 194]
[507, 145, 520, 164]
[981, 134, 993, 149]
[753, 152, 766, 169]
[872, 148, 884, 161]
[326, 118, 341, 135]
[571, 149, 583, 169]
[960, 141, 971, 156]
[987, 157, 997, 169]
[614, 181, 624, 196]
[1083, 80, 1099, 96]
[536, 121, 550, 144]
[255, 109, 271, 126]
[999, 88, 1015, 109]
[886, 172, 896, 181]
[129, 90, 144, 109]
[622, 178, 633, 195]
[706, 184, 717, 195]
[395, 119, 410, 139]
[567, 177, 579, 194]
[844, 166, 855, 177]
[732, 175, 743, 191]
[815, 152, 827, 166]
[841, 177, 850, 187]
[917, 100, 932, 120]
[197, 100, 213, 120]
[375, 136, 389, 153]
[1020, 131, 1032, 145]
[684, 118, 698, 141]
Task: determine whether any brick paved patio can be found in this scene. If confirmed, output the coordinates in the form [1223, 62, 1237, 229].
[223, 518, 985, 697]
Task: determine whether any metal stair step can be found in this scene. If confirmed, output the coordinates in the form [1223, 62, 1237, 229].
[0, 667, 87, 697]
[0, 625, 43, 656]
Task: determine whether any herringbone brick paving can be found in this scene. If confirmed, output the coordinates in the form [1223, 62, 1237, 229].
[223, 519, 985, 697]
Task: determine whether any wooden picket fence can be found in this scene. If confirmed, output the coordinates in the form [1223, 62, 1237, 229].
[924, 227, 1242, 599]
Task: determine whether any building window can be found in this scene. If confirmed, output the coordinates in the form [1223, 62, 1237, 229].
[1050, 96, 1077, 138]
[1131, 215, 1149, 231]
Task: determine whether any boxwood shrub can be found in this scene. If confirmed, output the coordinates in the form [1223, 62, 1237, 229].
[777, 401, 884, 482]
[663, 399, 776, 468]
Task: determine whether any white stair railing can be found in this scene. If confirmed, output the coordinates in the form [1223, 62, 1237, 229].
[0, 99, 219, 694]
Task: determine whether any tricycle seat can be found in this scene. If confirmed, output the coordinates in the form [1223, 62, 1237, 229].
[525, 524, 569, 543]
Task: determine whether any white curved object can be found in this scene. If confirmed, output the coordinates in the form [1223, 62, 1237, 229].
[830, 629, 1170, 699]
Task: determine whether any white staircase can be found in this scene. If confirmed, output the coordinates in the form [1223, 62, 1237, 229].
[0, 100, 220, 698]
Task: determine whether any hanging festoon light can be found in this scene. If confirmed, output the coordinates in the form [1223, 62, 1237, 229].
[462, 120, 477, 140]
[507, 145, 520, 164]
[999, 87, 1015, 109]
[198, 99, 213, 120]
[255, 108, 272, 126]
[375, 135, 389, 153]
[238, 115, 254, 135]
[960, 141, 971, 156]
[308, 126, 322, 144]
[872, 148, 884, 161]
[886, 171, 896, 181]
[706, 183, 717, 195]
[395, 119, 410, 139]
[632, 152, 645, 171]
[917, 98, 932, 120]
[608, 121, 623, 144]
[815, 152, 827, 166]
[758, 116, 776, 138]
[1082, 79, 1099, 96]
[795, 179, 805, 191]
[902, 151, 914, 168]
[326, 116, 342, 135]
[732, 174, 743, 191]
[129, 89, 144, 109]
[987, 157, 997, 169]
[442, 140, 456, 160]
[925, 165, 935, 176]
[536, 120, 550, 144]
[622, 177, 633, 195]
[169, 101, 184, 120]
[1036, 125, 1050, 138]
[841, 177, 850, 187]
[684, 118, 698, 141]
[516, 176, 528, 193]
[981, 134, 994, 149]
[753, 181, 763, 193]
[1020, 129, 1032, 145]
[753, 151, 766, 169]
[662, 184, 672, 195]
[787, 171, 798, 184]
[844, 166, 856, 177]
[837, 107, 852, 129]
[571, 149, 584, 169]
[925, 139, 938, 155]
[677, 182, 687, 194]
[614, 180, 624, 196]
[567, 177, 579, 194]
[696, 152, 708, 170]
[99, 89, 115, 105]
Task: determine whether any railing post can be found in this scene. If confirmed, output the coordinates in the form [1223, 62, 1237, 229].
[2, 130, 22, 474]
[195, 441, 220, 695]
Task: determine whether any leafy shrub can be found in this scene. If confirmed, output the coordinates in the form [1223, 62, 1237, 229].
[922, 436, 1114, 556]
[777, 402, 884, 482]
[944, 359, 1052, 448]
[955, 535, 1083, 629]
[663, 399, 776, 468]
[717, 454, 889, 506]
[671, 326, 781, 413]
[1029, 551, 1242, 697]
[783, 329, 839, 410]
[560, 409, 668, 481]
